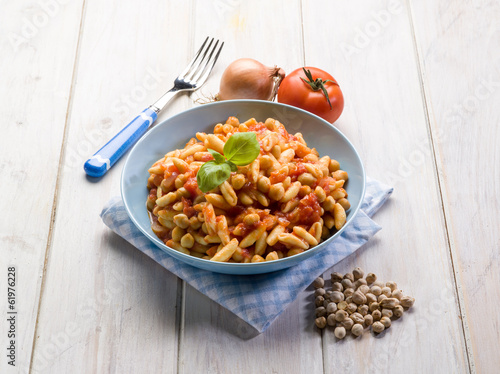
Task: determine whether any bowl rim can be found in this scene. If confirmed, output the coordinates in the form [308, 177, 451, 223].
[121, 99, 366, 268]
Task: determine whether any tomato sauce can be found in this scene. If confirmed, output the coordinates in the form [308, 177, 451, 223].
[183, 176, 199, 197]
[269, 168, 288, 184]
[240, 248, 253, 259]
[314, 176, 335, 194]
[182, 197, 196, 218]
[247, 121, 268, 135]
[296, 193, 322, 226]
[148, 188, 157, 199]
[270, 242, 287, 253]
[232, 222, 255, 238]
[277, 193, 321, 226]
[226, 205, 245, 217]
[288, 163, 307, 181]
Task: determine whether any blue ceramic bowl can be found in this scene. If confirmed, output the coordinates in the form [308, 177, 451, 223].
[121, 100, 365, 274]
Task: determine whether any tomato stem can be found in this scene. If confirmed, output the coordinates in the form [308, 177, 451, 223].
[300, 68, 338, 109]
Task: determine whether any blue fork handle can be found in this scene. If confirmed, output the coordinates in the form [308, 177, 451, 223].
[84, 107, 158, 177]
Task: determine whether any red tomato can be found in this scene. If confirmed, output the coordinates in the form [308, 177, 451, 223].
[277, 67, 344, 124]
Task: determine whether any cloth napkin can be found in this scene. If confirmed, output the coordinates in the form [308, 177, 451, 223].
[101, 177, 392, 333]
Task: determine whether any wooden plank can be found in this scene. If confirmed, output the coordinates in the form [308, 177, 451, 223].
[29, 0, 193, 372]
[409, 1, 500, 372]
[302, 0, 470, 372]
[179, 2, 323, 374]
[0, 1, 84, 372]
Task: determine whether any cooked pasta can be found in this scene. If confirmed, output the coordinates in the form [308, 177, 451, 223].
[146, 117, 350, 263]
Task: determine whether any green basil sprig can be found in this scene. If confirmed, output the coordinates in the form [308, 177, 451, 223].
[196, 132, 260, 193]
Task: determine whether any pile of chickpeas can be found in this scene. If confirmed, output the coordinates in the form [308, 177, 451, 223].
[313, 267, 415, 338]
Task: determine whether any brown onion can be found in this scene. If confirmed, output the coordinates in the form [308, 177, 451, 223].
[216, 58, 285, 101]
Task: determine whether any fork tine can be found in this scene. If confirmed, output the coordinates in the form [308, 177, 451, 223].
[178, 36, 209, 79]
[193, 41, 224, 86]
[184, 38, 215, 81]
[191, 39, 220, 83]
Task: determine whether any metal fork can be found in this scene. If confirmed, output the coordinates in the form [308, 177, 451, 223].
[84, 37, 224, 178]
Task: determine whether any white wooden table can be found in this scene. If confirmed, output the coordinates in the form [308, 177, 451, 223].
[1, 1, 499, 373]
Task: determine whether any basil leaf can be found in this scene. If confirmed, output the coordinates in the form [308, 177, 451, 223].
[227, 160, 238, 172]
[196, 161, 231, 193]
[208, 148, 225, 164]
[223, 132, 261, 166]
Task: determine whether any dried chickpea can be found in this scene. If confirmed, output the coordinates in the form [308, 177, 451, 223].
[315, 317, 327, 329]
[334, 326, 347, 339]
[331, 272, 343, 283]
[372, 321, 385, 333]
[337, 301, 348, 310]
[352, 290, 367, 305]
[313, 277, 325, 289]
[347, 303, 357, 314]
[400, 296, 415, 308]
[353, 267, 364, 280]
[331, 291, 344, 303]
[374, 280, 385, 288]
[380, 316, 392, 328]
[354, 279, 368, 289]
[366, 273, 377, 284]
[341, 279, 353, 289]
[378, 294, 388, 303]
[372, 310, 382, 321]
[381, 287, 392, 297]
[380, 298, 400, 309]
[335, 310, 348, 322]
[325, 290, 333, 299]
[326, 302, 337, 314]
[357, 285, 370, 294]
[345, 296, 353, 304]
[393, 305, 404, 318]
[369, 302, 380, 312]
[386, 281, 397, 291]
[341, 317, 354, 331]
[351, 324, 364, 337]
[381, 309, 393, 318]
[315, 306, 327, 317]
[315, 296, 325, 307]
[366, 293, 377, 304]
[343, 272, 354, 282]
[327, 314, 337, 326]
[357, 304, 369, 316]
[364, 314, 373, 326]
[332, 282, 343, 292]
[343, 288, 355, 298]
[314, 288, 326, 297]
[370, 285, 382, 296]
[350, 312, 364, 325]
[392, 289, 404, 300]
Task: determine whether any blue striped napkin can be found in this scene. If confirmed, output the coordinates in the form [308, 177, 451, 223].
[101, 177, 392, 333]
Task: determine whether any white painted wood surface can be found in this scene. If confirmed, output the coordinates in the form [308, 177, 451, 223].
[1, 0, 498, 373]
[303, 1, 469, 372]
[0, 1, 84, 372]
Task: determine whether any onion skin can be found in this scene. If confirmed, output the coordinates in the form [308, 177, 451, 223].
[217, 58, 285, 101]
